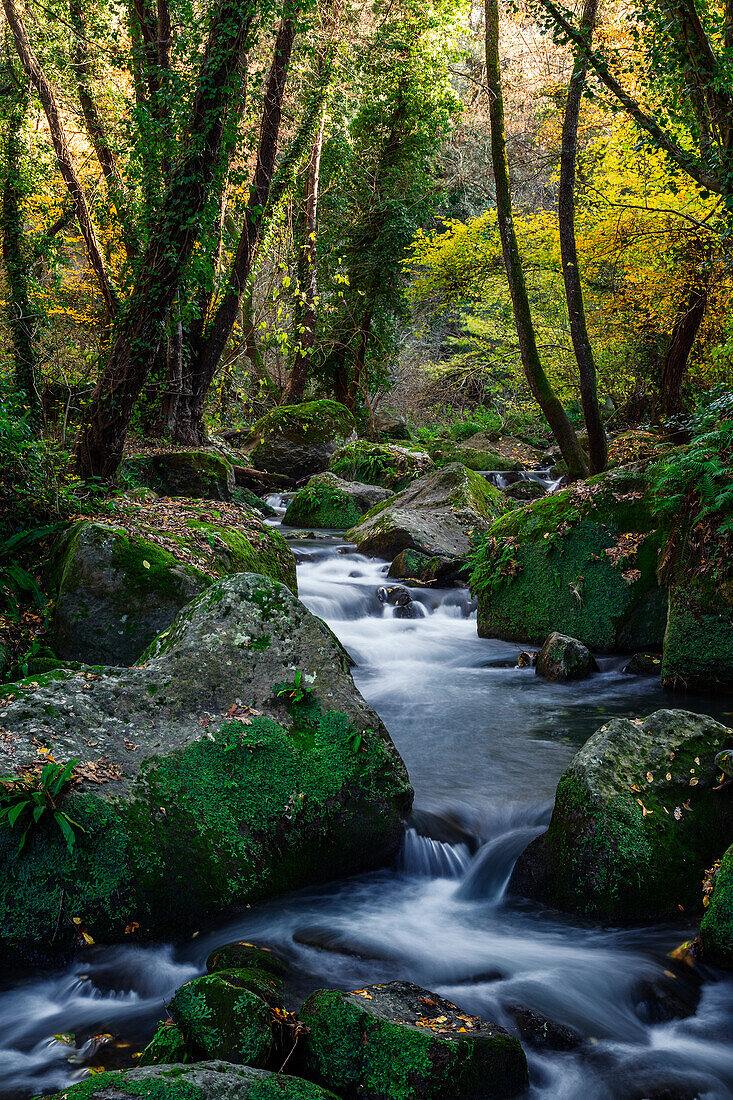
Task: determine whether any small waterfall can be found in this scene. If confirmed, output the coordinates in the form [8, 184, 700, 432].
[457, 825, 544, 903]
[481, 468, 564, 493]
[398, 827, 471, 879]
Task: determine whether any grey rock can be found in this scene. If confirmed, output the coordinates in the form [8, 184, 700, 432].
[535, 632, 598, 682]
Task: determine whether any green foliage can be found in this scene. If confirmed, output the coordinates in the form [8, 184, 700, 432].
[273, 669, 313, 704]
[652, 408, 733, 535]
[0, 759, 85, 853]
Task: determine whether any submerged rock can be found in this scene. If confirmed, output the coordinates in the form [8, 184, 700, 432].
[283, 473, 392, 529]
[299, 980, 528, 1099]
[0, 574, 412, 964]
[535, 632, 598, 682]
[503, 480, 545, 503]
[503, 1004, 581, 1050]
[509, 710, 733, 921]
[119, 449, 235, 500]
[43, 1063, 339, 1099]
[48, 498, 296, 665]
[329, 440, 434, 490]
[241, 401, 356, 480]
[347, 463, 508, 562]
[471, 464, 667, 651]
[623, 652, 663, 677]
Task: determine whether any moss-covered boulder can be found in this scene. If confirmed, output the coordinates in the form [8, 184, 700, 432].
[425, 437, 518, 473]
[0, 573, 412, 964]
[120, 450, 235, 500]
[138, 1019, 192, 1066]
[299, 981, 528, 1099]
[43, 1063, 340, 1099]
[169, 972, 273, 1064]
[242, 401, 356, 480]
[700, 843, 733, 967]
[283, 474, 392, 529]
[662, 572, 733, 694]
[207, 941, 287, 978]
[366, 408, 411, 442]
[471, 464, 667, 651]
[535, 632, 598, 682]
[329, 441, 434, 490]
[509, 710, 733, 921]
[48, 497, 296, 665]
[346, 464, 508, 563]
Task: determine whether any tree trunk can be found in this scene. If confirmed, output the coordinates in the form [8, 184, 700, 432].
[558, 0, 607, 473]
[75, 0, 256, 479]
[1, 70, 41, 427]
[178, 11, 300, 438]
[288, 102, 327, 402]
[3, 0, 118, 317]
[485, 0, 588, 480]
[661, 284, 707, 417]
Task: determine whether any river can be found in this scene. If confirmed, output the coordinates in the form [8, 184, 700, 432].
[2, 521, 733, 1099]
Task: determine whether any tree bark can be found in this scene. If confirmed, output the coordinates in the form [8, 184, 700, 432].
[485, 0, 588, 479]
[3, 0, 118, 317]
[1, 69, 41, 426]
[75, 0, 256, 478]
[69, 0, 136, 259]
[661, 284, 708, 417]
[288, 101, 327, 402]
[176, 11, 300, 441]
[558, 0, 607, 473]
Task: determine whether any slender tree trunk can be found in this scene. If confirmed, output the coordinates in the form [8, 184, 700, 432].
[69, 0, 136, 260]
[288, 102, 327, 402]
[75, 0, 256, 479]
[1, 70, 41, 426]
[3, 0, 118, 316]
[177, 11, 300, 442]
[485, 0, 588, 479]
[558, 0, 607, 473]
[661, 283, 707, 417]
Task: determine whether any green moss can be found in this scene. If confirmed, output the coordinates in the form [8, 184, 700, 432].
[42, 1072, 205, 1100]
[423, 440, 517, 472]
[206, 941, 286, 977]
[662, 570, 733, 693]
[283, 482, 363, 529]
[170, 972, 272, 1063]
[700, 843, 733, 966]
[470, 466, 667, 651]
[329, 441, 433, 490]
[300, 987, 528, 1100]
[246, 401, 355, 447]
[139, 1020, 193, 1066]
[0, 698, 410, 959]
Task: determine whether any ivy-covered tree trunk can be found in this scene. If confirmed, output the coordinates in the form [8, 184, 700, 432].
[173, 9, 300, 444]
[558, 0, 607, 473]
[288, 102, 327, 403]
[75, 0, 257, 479]
[1, 68, 41, 427]
[485, 0, 588, 480]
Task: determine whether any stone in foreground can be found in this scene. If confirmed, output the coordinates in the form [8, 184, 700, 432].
[299, 980, 528, 1099]
[510, 710, 733, 920]
[42, 1062, 339, 1099]
[0, 574, 411, 963]
[242, 401, 356, 480]
[169, 972, 273, 1063]
[535, 632, 598, 682]
[347, 463, 508, 562]
[283, 473, 392, 529]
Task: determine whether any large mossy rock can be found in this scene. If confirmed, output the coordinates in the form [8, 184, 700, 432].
[535, 632, 598, 682]
[662, 571, 733, 694]
[346, 463, 508, 562]
[471, 464, 667, 651]
[299, 981, 528, 1100]
[700, 842, 733, 967]
[120, 450, 235, 500]
[0, 574, 412, 964]
[48, 497, 296, 665]
[509, 710, 733, 921]
[43, 1063, 340, 1099]
[242, 401, 356, 480]
[283, 474, 392, 529]
[329, 441, 434, 490]
[425, 437, 518, 473]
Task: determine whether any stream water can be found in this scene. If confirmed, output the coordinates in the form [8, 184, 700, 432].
[2, 514, 733, 1099]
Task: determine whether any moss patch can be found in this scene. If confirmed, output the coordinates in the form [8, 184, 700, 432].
[700, 843, 733, 966]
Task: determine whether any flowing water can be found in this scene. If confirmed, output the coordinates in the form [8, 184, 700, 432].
[3, 516, 733, 1099]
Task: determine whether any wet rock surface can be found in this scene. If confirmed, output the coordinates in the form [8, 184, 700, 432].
[535, 632, 598, 682]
